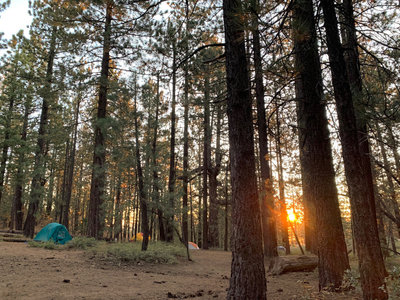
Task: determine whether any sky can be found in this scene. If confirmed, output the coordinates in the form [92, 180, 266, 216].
[0, 0, 32, 40]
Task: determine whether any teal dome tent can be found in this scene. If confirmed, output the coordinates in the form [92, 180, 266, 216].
[33, 223, 72, 245]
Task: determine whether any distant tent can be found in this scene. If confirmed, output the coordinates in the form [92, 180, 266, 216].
[33, 223, 72, 245]
[188, 242, 199, 250]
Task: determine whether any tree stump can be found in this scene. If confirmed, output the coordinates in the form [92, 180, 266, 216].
[268, 255, 318, 275]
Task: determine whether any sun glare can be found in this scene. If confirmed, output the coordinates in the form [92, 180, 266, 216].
[287, 210, 296, 222]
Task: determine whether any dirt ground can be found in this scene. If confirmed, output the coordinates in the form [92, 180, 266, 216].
[0, 242, 362, 300]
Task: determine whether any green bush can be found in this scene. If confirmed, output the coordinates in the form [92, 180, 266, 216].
[28, 240, 59, 249]
[65, 236, 98, 250]
[90, 241, 186, 264]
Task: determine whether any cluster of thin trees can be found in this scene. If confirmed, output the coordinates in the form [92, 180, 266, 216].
[0, 0, 399, 298]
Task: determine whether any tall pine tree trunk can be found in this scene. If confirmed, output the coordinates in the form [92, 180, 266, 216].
[182, 4, 190, 246]
[0, 92, 15, 207]
[252, 0, 278, 258]
[134, 81, 149, 251]
[24, 26, 57, 238]
[224, 0, 266, 297]
[293, 0, 349, 289]
[152, 75, 165, 241]
[209, 102, 222, 248]
[10, 95, 31, 230]
[320, 0, 387, 298]
[166, 42, 177, 242]
[202, 71, 211, 250]
[276, 107, 290, 254]
[60, 98, 80, 229]
[87, 2, 112, 239]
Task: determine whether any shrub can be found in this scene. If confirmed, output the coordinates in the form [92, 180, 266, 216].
[65, 236, 98, 250]
[90, 241, 186, 264]
[28, 240, 59, 250]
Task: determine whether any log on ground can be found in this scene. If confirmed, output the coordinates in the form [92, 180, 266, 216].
[268, 255, 318, 275]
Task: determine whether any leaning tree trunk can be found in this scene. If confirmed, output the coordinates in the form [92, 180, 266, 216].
[251, 0, 278, 258]
[292, 0, 349, 289]
[223, 0, 266, 298]
[23, 26, 57, 238]
[87, 2, 112, 239]
[320, 0, 388, 298]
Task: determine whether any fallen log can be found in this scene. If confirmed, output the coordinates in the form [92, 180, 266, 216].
[0, 233, 24, 238]
[0, 229, 24, 234]
[2, 238, 28, 243]
[268, 255, 318, 275]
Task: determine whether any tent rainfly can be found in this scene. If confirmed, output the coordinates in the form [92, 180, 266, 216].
[33, 223, 72, 245]
[188, 242, 200, 250]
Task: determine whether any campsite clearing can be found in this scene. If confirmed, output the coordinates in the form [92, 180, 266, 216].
[0, 242, 362, 299]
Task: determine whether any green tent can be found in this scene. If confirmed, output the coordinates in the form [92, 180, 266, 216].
[33, 223, 72, 245]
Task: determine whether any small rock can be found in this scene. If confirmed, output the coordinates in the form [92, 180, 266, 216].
[277, 288, 283, 292]
[63, 279, 70, 283]
[167, 292, 177, 298]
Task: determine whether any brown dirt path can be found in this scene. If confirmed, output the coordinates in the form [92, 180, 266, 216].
[0, 242, 362, 299]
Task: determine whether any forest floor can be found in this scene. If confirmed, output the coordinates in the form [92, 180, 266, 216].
[0, 241, 365, 300]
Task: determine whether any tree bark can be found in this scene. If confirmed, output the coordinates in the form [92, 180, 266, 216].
[292, 0, 349, 289]
[60, 98, 80, 230]
[87, 1, 112, 239]
[134, 81, 149, 251]
[0, 91, 15, 207]
[10, 95, 31, 230]
[252, 0, 278, 258]
[151, 75, 165, 242]
[24, 26, 57, 238]
[166, 41, 177, 242]
[320, 0, 388, 298]
[223, 0, 266, 298]
[209, 102, 222, 248]
[182, 4, 190, 247]
[276, 107, 290, 255]
[202, 71, 211, 250]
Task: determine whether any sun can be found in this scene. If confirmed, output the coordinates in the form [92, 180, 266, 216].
[287, 210, 296, 222]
